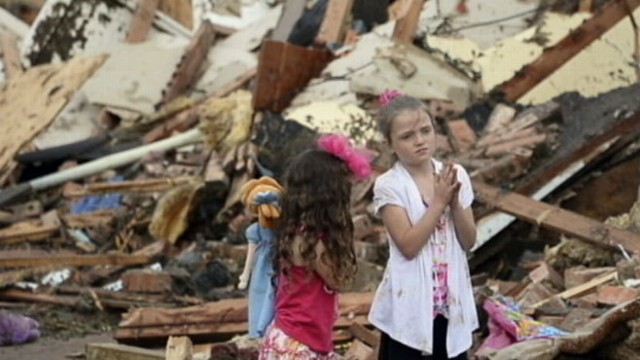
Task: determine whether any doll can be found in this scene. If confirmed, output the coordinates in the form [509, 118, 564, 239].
[238, 176, 283, 338]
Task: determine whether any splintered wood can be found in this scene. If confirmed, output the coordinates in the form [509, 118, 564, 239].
[115, 293, 373, 343]
[473, 182, 640, 254]
[0, 55, 107, 186]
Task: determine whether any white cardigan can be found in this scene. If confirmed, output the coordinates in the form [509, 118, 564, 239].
[368, 159, 478, 356]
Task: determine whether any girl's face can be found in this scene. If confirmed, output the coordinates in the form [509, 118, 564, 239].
[388, 109, 436, 166]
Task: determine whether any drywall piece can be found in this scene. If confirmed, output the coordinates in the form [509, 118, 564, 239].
[81, 42, 185, 114]
[289, 79, 357, 108]
[425, 12, 591, 92]
[193, 0, 275, 32]
[350, 42, 481, 107]
[419, 0, 541, 49]
[21, 0, 190, 67]
[193, 47, 257, 99]
[519, 6, 640, 104]
[283, 101, 379, 145]
[322, 21, 395, 78]
[289, 22, 394, 106]
[478, 12, 591, 92]
[216, 3, 283, 52]
[0, 6, 30, 40]
[32, 93, 104, 150]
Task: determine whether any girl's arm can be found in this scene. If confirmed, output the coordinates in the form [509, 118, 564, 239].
[448, 163, 476, 251]
[450, 202, 476, 251]
[380, 202, 445, 260]
[381, 170, 459, 260]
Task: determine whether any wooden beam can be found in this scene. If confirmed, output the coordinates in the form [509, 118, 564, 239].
[532, 270, 617, 308]
[0, 252, 153, 268]
[159, 0, 193, 30]
[0, 215, 60, 244]
[63, 177, 195, 197]
[86, 343, 164, 360]
[159, 20, 216, 108]
[62, 209, 119, 228]
[473, 182, 640, 254]
[116, 292, 373, 343]
[579, 0, 594, 12]
[0, 33, 22, 78]
[143, 66, 256, 144]
[393, 0, 426, 43]
[127, 0, 160, 43]
[316, 0, 356, 45]
[498, 0, 640, 101]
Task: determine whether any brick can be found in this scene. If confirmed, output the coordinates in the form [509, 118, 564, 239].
[484, 133, 547, 156]
[518, 282, 565, 309]
[597, 285, 640, 306]
[564, 266, 616, 289]
[572, 292, 599, 308]
[559, 308, 593, 331]
[486, 279, 520, 295]
[122, 270, 173, 293]
[447, 119, 476, 152]
[529, 262, 564, 290]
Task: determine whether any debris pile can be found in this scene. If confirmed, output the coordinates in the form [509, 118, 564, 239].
[0, 0, 638, 359]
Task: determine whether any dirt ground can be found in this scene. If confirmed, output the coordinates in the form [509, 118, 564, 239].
[0, 333, 115, 360]
[1, 304, 123, 360]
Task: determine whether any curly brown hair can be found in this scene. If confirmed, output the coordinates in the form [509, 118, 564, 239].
[275, 148, 357, 288]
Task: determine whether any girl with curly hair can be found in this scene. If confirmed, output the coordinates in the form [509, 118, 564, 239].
[259, 134, 372, 360]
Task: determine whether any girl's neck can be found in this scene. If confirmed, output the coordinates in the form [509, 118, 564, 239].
[402, 158, 434, 178]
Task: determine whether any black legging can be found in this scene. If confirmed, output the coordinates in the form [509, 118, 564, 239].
[378, 316, 468, 360]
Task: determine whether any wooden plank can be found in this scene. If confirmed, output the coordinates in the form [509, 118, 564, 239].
[80, 241, 165, 285]
[393, 0, 426, 43]
[127, 0, 160, 43]
[63, 177, 195, 197]
[518, 106, 640, 196]
[473, 182, 640, 254]
[316, 0, 356, 45]
[86, 343, 164, 360]
[0, 33, 22, 78]
[532, 271, 617, 308]
[62, 209, 118, 228]
[116, 292, 373, 343]
[349, 323, 380, 347]
[159, 0, 193, 30]
[0, 211, 60, 244]
[0, 288, 81, 307]
[271, 0, 306, 41]
[0, 55, 107, 186]
[580, 0, 594, 12]
[143, 66, 256, 144]
[498, 0, 640, 101]
[159, 20, 216, 108]
[253, 40, 333, 112]
[0, 252, 153, 268]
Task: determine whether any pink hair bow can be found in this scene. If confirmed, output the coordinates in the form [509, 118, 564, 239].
[317, 134, 373, 179]
[379, 89, 404, 106]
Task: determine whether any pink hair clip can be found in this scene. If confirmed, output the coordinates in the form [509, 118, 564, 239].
[379, 89, 404, 106]
[317, 134, 373, 179]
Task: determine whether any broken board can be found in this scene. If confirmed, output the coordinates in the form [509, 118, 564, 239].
[0, 54, 107, 185]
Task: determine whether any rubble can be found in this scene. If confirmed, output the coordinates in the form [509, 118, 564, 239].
[0, 0, 638, 359]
